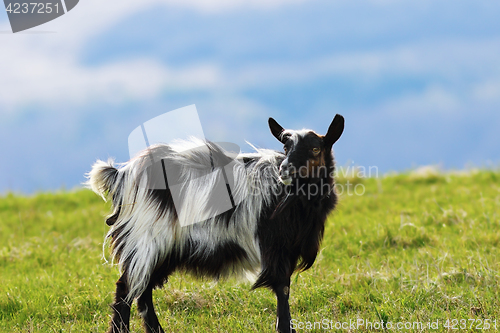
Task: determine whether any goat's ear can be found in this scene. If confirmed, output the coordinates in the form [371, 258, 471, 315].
[268, 118, 286, 143]
[324, 114, 344, 149]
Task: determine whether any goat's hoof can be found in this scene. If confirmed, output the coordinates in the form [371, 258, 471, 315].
[276, 326, 295, 333]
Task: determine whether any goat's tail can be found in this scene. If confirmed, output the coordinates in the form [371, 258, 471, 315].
[86, 159, 120, 201]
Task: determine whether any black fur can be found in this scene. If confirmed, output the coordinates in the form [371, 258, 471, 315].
[95, 115, 344, 333]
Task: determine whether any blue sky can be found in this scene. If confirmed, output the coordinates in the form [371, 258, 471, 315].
[1, 0, 499, 193]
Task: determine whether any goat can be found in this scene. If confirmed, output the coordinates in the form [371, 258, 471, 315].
[87, 115, 344, 333]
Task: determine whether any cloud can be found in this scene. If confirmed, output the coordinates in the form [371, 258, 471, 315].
[2, 35, 499, 113]
[2, 0, 500, 113]
[14, 0, 311, 39]
[380, 86, 461, 116]
[0, 49, 222, 112]
[0, 55, 162, 110]
[159, 0, 309, 13]
[0, 0, 311, 112]
[473, 80, 500, 103]
[227, 38, 500, 88]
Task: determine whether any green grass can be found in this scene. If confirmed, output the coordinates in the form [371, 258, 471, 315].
[1, 170, 500, 332]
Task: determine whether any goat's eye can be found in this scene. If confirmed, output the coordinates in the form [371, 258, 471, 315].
[312, 147, 321, 155]
[283, 146, 288, 153]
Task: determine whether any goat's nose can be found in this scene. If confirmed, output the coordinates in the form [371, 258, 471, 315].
[281, 168, 290, 178]
[279, 159, 290, 174]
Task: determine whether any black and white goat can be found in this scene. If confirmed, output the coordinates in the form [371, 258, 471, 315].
[87, 115, 344, 333]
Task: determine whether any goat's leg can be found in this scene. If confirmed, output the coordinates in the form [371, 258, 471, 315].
[109, 273, 132, 333]
[137, 283, 165, 333]
[272, 276, 296, 333]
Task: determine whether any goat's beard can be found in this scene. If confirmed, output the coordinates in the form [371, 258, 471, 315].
[279, 176, 293, 185]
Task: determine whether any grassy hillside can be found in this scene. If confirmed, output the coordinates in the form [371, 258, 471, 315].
[1, 170, 500, 332]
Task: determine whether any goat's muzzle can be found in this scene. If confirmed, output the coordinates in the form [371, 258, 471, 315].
[279, 160, 295, 185]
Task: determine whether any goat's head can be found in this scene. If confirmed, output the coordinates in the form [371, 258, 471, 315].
[268, 115, 344, 185]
